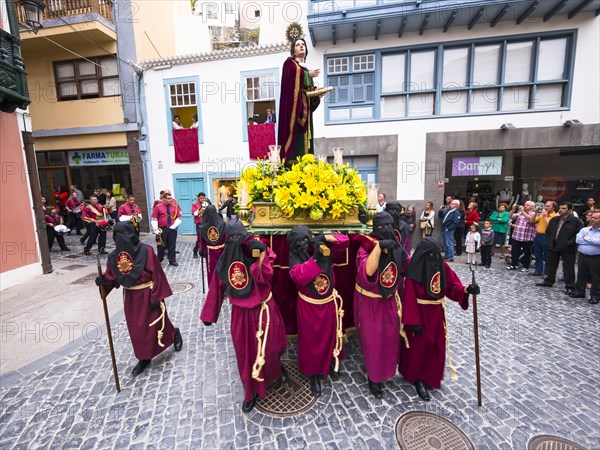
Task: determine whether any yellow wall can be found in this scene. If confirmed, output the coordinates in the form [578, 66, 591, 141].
[133, 2, 176, 61]
[34, 132, 127, 151]
[22, 40, 124, 131]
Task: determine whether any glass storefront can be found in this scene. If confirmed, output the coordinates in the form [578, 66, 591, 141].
[36, 149, 132, 201]
[444, 147, 600, 219]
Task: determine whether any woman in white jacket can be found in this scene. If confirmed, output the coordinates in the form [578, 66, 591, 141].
[419, 201, 435, 238]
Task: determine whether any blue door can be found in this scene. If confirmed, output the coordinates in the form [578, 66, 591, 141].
[174, 174, 205, 235]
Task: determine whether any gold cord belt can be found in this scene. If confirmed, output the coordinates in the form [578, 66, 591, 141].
[206, 243, 225, 250]
[416, 297, 458, 381]
[125, 281, 154, 290]
[298, 289, 345, 372]
[252, 292, 273, 382]
[355, 283, 408, 348]
[148, 300, 166, 348]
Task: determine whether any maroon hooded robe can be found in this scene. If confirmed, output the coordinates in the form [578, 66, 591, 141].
[200, 247, 286, 402]
[399, 262, 468, 389]
[103, 246, 176, 360]
[289, 234, 349, 376]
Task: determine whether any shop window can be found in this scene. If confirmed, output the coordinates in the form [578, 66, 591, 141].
[165, 76, 203, 145]
[53, 56, 120, 101]
[241, 69, 278, 141]
[326, 32, 574, 123]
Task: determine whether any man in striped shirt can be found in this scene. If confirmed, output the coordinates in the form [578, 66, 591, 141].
[507, 201, 536, 272]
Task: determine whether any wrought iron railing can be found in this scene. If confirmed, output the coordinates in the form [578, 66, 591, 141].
[14, 0, 114, 25]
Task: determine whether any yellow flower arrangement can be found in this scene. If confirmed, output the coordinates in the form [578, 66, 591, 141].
[238, 154, 367, 220]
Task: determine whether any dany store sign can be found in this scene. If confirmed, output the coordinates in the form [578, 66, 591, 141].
[69, 150, 129, 166]
[451, 156, 503, 177]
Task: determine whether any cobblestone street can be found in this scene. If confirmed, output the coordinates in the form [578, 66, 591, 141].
[1, 233, 599, 449]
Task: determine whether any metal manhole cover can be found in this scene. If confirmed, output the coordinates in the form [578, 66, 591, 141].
[70, 273, 98, 284]
[528, 435, 588, 450]
[62, 253, 85, 259]
[395, 411, 475, 450]
[170, 282, 195, 294]
[61, 264, 88, 271]
[254, 360, 317, 417]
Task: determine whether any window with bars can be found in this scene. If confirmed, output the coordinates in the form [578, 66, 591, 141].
[164, 77, 203, 145]
[245, 74, 275, 102]
[169, 82, 197, 107]
[54, 56, 120, 101]
[327, 32, 574, 122]
[241, 69, 278, 140]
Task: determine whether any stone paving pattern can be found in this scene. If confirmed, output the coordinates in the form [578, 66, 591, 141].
[1, 234, 599, 449]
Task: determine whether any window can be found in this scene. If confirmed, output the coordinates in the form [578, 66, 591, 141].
[164, 76, 203, 145]
[54, 56, 120, 101]
[326, 32, 574, 122]
[241, 69, 279, 140]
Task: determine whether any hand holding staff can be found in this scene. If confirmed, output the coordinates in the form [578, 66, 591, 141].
[95, 255, 121, 392]
[468, 261, 482, 406]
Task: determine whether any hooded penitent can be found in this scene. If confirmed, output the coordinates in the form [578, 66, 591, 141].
[108, 221, 148, 288]
[384, 201, 409, 244]
[215, 219, 254, 298]
[200, 204, 226, 244]
[371, 212, 407, 298]
[287, 225, 334, 298]
[404, 236, 447, 299]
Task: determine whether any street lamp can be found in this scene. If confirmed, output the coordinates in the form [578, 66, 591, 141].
[20, 0, 45, 34]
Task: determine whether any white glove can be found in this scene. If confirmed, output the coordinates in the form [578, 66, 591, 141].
[193, 210, 200, 216]
[151, 219, 159, 234]
[119, 215, 131, 222]
[169, 218, 182, 230]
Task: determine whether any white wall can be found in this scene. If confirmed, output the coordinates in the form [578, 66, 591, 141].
[308, 12, 600, 200]
[1, 0, 10, 32]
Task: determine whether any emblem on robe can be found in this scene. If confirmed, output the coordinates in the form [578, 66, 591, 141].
[208, 226, 219, 242]
[394, 229, 402, 243]
[313, 274, 330, 295]
[228, 262, 249, 290]
[380, 262, 398, 288]
[430, 271, 441, 295]
[116, 251, 133, 275]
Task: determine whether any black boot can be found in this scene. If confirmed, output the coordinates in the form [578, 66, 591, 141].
[414, 381, 430, 401]
[242, 394, 258, 413]
[310, 375, 321, 397]
[368, 379, 383, 399]
[131, 359, 151, 377]
[193, 250, 198, 259]
[173, 328, 183, 351]
[280, 366, 288, 384]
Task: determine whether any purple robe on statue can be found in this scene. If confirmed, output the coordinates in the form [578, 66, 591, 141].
[399, 262, 468, 389]
[200, 247, 286, 402]
[104, 247, 176, 360]
[354, 247, 406, 383]
[289, 235, 349, 376]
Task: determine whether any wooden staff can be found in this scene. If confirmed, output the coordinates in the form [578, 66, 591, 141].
[469, 261, 482, 406]
[201, 251, 206, 294]
[96, 255, 121, 392]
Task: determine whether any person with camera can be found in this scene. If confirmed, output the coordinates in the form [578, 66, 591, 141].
[192, 192, 210, 259]
[353, 212, 408, 399]
[95, 221, 183, 377]
[507, 201, 537, 272]
[531, 201, 558, 276]
[200, 219, 287, 413]
[399, 237, 477, 402]
[287, 226, 349, 397]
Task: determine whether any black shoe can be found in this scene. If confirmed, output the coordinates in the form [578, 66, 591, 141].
[175, 250, 180, 254]
[193, 252, 198, 259]
[84, 249, 91, 256]
[280, 366, 288, 384]
[61, 247, 71, 252]
[564, 288, 575, 296]
[368, 379, 383, 399]
[76, 232, 83, 236]
[242, 394, 258, 413]
[80, 237, 86, 244]
[414, 381, 430, 401]
[173, 328, 183, 351]
[536, 281, 553, 287]
[310, 375, 321, 397]
[568, 292, 585, 298]
[99, 250, 108, 255]
[131, 359, 151, 377]
[589, 298, 599, 305]
[169, 261, 179, 267]
[159, 257, 164, 263]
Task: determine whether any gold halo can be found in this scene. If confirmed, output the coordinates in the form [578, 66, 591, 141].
[285, 22, 304, 44]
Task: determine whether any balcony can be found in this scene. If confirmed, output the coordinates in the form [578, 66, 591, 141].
[15, 0, 114, 25]
[0, 28, 30, 112]
[307, 0, 600, 45]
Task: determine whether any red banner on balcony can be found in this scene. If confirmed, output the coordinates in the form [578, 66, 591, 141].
[248, 123, 275, 159]
[173, 129, 199, 163]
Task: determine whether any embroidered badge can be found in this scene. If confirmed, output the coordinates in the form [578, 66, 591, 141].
[430, 271, 441, 295]
[116, 251, 133, 275]
[313, 274, 330, 295]
[229, 262, 249, 290]
[208, 226, 220, 242]
[394, 229, 402, 243]
[380, 262, 398, 288]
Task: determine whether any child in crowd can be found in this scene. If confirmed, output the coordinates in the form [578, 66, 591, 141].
[464, 223, 481, 265]
[480, 220, 495, 268]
